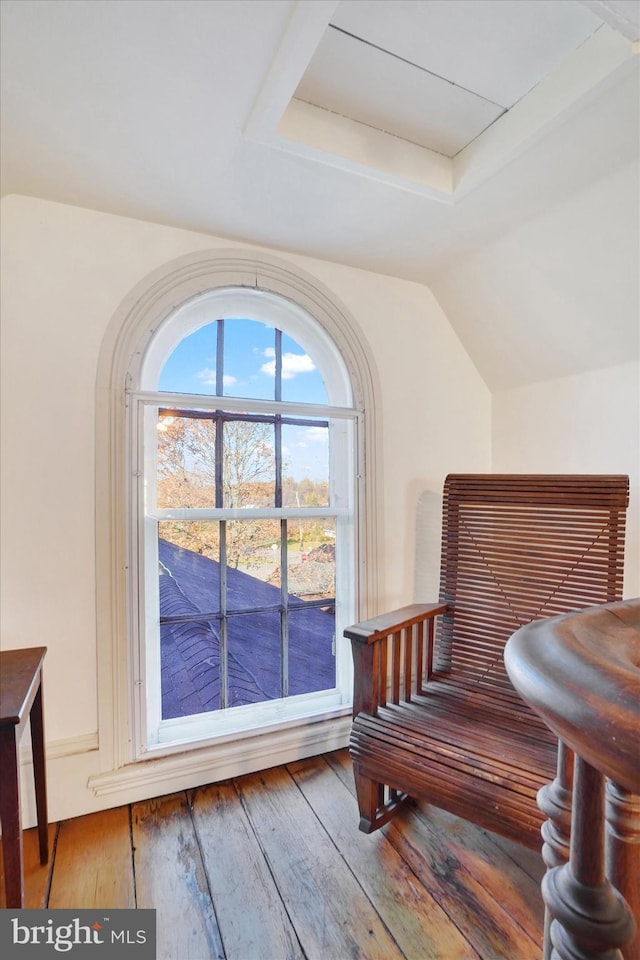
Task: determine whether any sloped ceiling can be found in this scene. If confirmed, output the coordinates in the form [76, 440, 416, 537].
[1, 0, 638, 390]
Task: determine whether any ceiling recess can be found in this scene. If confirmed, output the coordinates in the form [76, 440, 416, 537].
[245, 0, 637, 202]
[294, 0, 602, 158]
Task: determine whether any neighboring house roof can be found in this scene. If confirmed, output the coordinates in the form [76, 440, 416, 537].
[158, 539, 335, 719]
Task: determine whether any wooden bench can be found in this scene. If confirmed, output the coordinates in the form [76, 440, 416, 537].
[345, 474, 629, 849]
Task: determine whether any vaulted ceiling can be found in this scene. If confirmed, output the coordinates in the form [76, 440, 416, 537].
[1, 0, 638, 389]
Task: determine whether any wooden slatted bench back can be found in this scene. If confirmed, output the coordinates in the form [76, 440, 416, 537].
[435, 474, 628, 692]
[345, 474, 629, 846]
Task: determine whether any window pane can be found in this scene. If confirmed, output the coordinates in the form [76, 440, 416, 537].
[223, 420, 275, 508]
[228, 612, 282, 704]
[223, 318, 275, 401]
[159, 531, 224, 719]
[158, 322, 218, 395]
[161, 619, 222, 719]
[157, 413, 216, 508]
[225, 519, 281, 608]
[281, 332, 327, 404]
[287, 518, 335, 600]
[282, 422, 329, 502]
[288, 606, 335, 696]
[159, 524, 220, 611]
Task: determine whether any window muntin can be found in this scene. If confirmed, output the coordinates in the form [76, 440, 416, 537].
[133, 291, 356, 754]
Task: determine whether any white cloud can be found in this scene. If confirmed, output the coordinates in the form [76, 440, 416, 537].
[195, 368, 237, 388]
[306, 426, 328, 443]
[196, 367, 216, 385]
[261, 351, 315, 379]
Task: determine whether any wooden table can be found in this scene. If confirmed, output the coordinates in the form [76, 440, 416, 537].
[0, 646, 49, 907]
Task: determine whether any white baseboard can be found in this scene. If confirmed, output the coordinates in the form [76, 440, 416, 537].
[88, 714, 352, 802]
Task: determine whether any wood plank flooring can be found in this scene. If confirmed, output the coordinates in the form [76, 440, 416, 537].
[1, 750, 545, 960]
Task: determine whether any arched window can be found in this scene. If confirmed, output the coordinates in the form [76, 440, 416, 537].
[95, 251, 379, 783]
[131, 289, 361, 755]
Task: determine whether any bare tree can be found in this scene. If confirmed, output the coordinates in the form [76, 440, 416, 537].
[156, 414, 278, 567]
[222, 419, 274, 508]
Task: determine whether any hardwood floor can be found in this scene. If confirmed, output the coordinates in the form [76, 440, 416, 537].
[1, 750, 545, 960]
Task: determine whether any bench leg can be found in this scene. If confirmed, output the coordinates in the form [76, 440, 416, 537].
[353, 762, 409, 833]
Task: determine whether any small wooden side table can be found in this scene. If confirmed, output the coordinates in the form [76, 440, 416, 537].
[0, 646, 49, 908]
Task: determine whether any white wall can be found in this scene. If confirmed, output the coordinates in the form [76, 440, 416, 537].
[493, 362, 640, 598]
[0, 194, 491, 822]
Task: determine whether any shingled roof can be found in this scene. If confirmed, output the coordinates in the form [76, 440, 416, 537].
[159, 539, 336, 719]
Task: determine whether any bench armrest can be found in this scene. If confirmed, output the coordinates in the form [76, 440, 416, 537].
[344, 603, 446, 644]
[345, 603, 447, 716]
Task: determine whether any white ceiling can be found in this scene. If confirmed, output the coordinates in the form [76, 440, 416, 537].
[1, 0, 638, 390]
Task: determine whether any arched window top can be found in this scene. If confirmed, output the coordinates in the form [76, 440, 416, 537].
[139, 288, 353, 408]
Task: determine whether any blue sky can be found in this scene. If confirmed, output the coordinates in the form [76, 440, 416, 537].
[158, 319, 329, 481]
[158, 319, 327, 404]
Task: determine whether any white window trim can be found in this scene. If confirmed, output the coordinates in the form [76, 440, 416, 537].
[91, 249, 382, 799]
